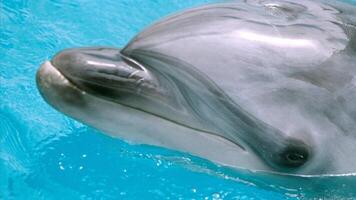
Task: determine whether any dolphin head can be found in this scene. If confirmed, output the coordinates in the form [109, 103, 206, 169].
[37, 47, 274, 173]
[36, 0, 356, 175]
[36, 47, 316, 175]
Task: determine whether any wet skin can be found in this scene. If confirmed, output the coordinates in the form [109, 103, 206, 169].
[37, 0, 356, 175]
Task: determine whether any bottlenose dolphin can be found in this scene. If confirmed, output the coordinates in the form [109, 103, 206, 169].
[36, 0, 356, 175]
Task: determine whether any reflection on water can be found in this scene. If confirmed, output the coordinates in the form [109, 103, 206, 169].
[1, 0, 356, 199]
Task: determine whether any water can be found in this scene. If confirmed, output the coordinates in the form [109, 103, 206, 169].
[1, 0, 356, 199]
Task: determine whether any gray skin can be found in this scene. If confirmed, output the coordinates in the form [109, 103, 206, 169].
[36, 0, 356, 175]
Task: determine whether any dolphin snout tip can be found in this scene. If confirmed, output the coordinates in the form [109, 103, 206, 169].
[36, 61, 69, 89]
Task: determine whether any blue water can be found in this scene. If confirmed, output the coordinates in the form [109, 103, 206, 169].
[2, 0, 356, 199]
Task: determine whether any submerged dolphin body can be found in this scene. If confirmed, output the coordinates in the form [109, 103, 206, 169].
[36, 0, 356, 175]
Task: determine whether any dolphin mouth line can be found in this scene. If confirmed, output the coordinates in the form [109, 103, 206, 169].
[45, 60, 83, 91]
[39, 60, 248, 152]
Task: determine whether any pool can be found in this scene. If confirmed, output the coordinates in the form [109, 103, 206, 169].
[1, 0, 356, 199]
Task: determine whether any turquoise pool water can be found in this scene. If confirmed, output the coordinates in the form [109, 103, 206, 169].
[1, 0, 356, 199]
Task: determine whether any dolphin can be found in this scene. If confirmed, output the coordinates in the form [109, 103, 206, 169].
[36, 0, 356, 175]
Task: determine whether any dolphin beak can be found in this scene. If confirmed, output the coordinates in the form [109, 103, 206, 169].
[36, 60, 88, 113]
[49, 47, 157, 99]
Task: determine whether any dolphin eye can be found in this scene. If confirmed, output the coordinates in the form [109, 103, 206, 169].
[282, 147, 308, 167]
[274, 139, 310, 169]
[286, 152, 305, 162]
